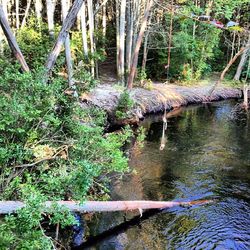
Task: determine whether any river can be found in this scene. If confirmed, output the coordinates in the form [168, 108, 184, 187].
[84, 100, 250, 250]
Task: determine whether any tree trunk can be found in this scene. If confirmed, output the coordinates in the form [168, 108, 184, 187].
[87, 0, 95, 77]
[141, 13, 152, 73]
[102, 0, 107, 38]
[61, 0, 74, 87]
[15, 0, 20, 29]
[0, 200, 211, 214]
[208, 46, 249, 97]
[46, 0, 56, 38]
[0, 4, 29, 72]
[118, 0, 126, 84]
[45, 0, 85, 80]
[35, 0, 43, 24]
[126, 0, 133, 71]
[243, 84, 248, 108]
[21, 0, 32, 28]
[166, 0, 174, 78]
[127, 0, 154, 89]
[116, 0, 120, 78]
[80, 1, 88, 58]
[234, 35, 250, 81]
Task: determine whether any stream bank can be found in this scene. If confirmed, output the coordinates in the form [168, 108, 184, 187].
[81, 84, 242, 125]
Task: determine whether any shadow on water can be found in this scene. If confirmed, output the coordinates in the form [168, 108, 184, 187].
[82, 100, 250, 250]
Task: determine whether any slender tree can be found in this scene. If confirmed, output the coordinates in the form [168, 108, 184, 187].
[46, 0, 56, 38]
[15, 0, 19, 29]
[80, 1, 88, 58]
[118, 0, 126, 83]
[87, 0, 95, 76]
[45, 0, 85, 79]
[0, 4, 29, 72]
[21, 0, 32, 28]
[61, 0, 74, 87]
[35, 0, 43, 24]
[127, 0, 154, 89]
[234, 34, 250, 80]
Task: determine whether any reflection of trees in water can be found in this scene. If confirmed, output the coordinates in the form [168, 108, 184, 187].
[86, 101, 250, 250]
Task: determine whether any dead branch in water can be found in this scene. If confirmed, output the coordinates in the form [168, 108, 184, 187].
[0, 200, 212, 214]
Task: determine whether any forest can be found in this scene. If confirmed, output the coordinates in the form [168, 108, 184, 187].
[0, 0, 249, 249]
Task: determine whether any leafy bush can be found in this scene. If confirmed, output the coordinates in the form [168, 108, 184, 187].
[0, 60, 131, 248]
[115, 91, 134, 119]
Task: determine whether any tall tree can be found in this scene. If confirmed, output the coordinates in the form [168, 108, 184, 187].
[127, 0, 154, 89]
[87, 0, 95, 76]
[21, 0, 32, 28]
[61, 0, 74, 87]
[15, 0, 20, 29]
[234, 34, 250, 80]
[0, 4, 29, 72]
[80, 1, 88, 58]
[35, 0, 43, 24]
[45, 0, 85, 79]
[46, 0, 56, 38]
[118, 0, 126, 83]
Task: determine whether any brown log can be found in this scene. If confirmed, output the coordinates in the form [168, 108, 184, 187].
[0, 4, 29, 72]
[0, 200, 212, 214]
[44, 0, 85, 80]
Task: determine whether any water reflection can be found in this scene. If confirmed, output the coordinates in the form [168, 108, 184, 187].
[86, 101, 250, 250]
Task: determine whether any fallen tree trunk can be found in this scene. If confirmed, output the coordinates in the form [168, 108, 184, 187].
[82, 83, 242, 125]
[0, 200, 211, 214]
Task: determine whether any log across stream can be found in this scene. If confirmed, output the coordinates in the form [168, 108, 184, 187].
[82, 83, 242, 125]
[85, 100, 250, 249]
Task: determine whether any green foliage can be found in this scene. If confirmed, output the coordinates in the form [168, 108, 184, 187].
[0, 59, 131, 248]
[74, 63, 99, 92]
[146, 0, 247, 82]
[115, 91, 134, 120]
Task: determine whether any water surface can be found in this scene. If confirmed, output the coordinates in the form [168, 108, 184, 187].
[86, 101, 250, 250]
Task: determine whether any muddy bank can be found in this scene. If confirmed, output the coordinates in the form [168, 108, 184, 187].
[81, 84, 242, 124]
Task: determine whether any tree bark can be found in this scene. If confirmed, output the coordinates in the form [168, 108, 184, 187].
[35, 0, 43, 24]
[45, 0, 85, 80]
[141, 13, 152, 73]
[21, 0, 32, 28]
[15, 0, 20, 29]
[102, 0, 107, 38]
[127, 0, 154, 89]
[116, 0, 120, 77]
[0, 4, 29, 72]
[234, 34, 250, 81]
[208, 46, 249, 97]
[126, 0, 133, 71]
[87, 0, 95, 77]
[118, 0, 126, 84]
[0, 200, 212, 214]
[61, 0, 74, 87]
[46, 0, 56, 38]
[243, 84, 248, 108]
[80, 1, 88, 58]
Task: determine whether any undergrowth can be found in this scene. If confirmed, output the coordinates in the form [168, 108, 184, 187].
[0, 21, 131, 248]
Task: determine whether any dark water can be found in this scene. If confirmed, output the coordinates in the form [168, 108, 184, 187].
[86, 101, 250, 250]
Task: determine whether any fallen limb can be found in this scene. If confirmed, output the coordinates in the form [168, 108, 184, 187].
[208, 46, 250, 97]
[0, 200, 212, 214]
